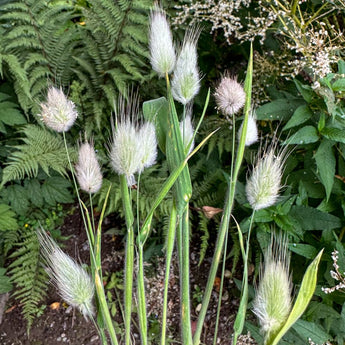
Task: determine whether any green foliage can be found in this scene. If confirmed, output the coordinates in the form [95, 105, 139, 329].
[8, 224, 48, 331]
[71, 0, 154, 132]
[1, 124, 76, 185]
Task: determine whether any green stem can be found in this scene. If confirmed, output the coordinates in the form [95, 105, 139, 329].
[161, 203, 177, 345]
[177, 208, 192, 345]
[193, 44, 253, 345]
[119, 175, 135, 345]
[137, 243, 148, 345]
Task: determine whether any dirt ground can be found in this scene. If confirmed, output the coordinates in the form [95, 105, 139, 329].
[0, 209, 254, 345]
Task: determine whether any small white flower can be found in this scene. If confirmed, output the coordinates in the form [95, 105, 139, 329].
[149, 3, 176, 76]
[214, 76, 246, 117]
[238, 111, 258, 146]
[39, 86, 78, 132]
[246, 139, 287, 210]
[253, 234, 292, 341]
[37, 228, 95, 319]
[75, 140, 102, 194]
[179, 110, 195, 155]
[171, 28, 200, 104]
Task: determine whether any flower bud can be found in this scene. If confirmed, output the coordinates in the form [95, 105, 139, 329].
[75, 140, 102, 194]
[39, 86, 78, 132]
[179, 111, 195, 155]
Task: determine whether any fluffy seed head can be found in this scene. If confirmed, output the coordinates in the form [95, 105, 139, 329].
[75, 140, 102, 194]
[37, 229, 95, 319]
[109, 94, 157, 186]
[171, 28, 200, 104]
[179, 110, 195, 155]
[238, 111, 258, 146]
[137, 121, 158, 172]
[246, 140, 287, 210]
[39, 86, 78, 132]
[214, 76, 246, 117]
[253, 234, 292, 340]
[149, 4, 176, 76]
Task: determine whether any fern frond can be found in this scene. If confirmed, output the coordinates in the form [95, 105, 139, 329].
[9, 225, 48, 331]
[2, 125, 76, 185]
[198, 213, 210, 265]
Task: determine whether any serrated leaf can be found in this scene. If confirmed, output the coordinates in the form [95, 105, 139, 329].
[24, 179, 43, 208]
[292, 319, 330, 344]
[5, 185, 29, 215]
[321, 127, 345, 144]
[285, 126, 319, 145]
[0, 204, 18, 231]
[41, 176, 73, 206]
[290, 205, 341, 231]
[269, 250, 323, 345]
[256, 98, 305, 121]
[283, 105, 312, 131]
[314, 140, 335, 200]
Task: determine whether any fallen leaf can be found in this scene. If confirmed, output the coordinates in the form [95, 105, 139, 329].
[202, 206, 223, 219]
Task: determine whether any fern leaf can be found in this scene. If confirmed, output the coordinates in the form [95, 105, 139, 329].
[2, 124, 75, 185]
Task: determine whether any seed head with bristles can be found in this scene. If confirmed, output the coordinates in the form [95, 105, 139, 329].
[253, 234, 292, 341]
[75, 140, 103, 194]
[109, 94, 157, 186]
[179, 108, 195, 155]
[214, 76, 246, 118]
[37, 228, 95, 320]
[245, 139, 288, 210]
[238, 111, 258, 147]
[149, 3, 176, 77]
[171, 28, 201, 105]
[39, 86, 78, 132]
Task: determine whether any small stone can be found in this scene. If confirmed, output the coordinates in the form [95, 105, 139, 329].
[90, 335, 99, 343]
[195, 303, 202, 313]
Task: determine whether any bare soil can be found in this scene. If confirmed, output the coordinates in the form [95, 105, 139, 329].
[0, 208, 248, 345]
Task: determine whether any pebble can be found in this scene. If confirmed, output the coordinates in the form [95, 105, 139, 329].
[90, 335, 99, 342]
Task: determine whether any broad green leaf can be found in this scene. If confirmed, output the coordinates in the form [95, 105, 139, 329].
[285, 126, 319, 145]
[269, 250, 323, 345]
[142, 97, 169, 154]
[256, 98, 305, 121]
[283, 105, 313, 131]
[314, 140, 335, 201]
[3, 185, 29, 215]
[294, 79, 313, 103]
[338, 60, 345, 74]
[0, 204, 18, 231]
[289, 243, 318, 259]
[24, 179, 43, 208]
[292, 319, 330, 344]
[321, 127, 345, 144]
[41, 177, 73, 206]
[332, 78, 345, 92]
[290, 205, 341, 231]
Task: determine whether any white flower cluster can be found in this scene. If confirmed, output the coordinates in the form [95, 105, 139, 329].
[321, 250, 345, 294]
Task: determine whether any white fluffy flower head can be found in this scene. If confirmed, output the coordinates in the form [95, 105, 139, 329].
[238, 110, 258, 146]
[179, 108, 195, 155]
[171, 28, 201, 104]
[214, 76, 246, 117]
[39, 86, 78, 132]
[75, 140, 103, 194]
[246, 138, 287, 210]
[149, 3, 176, 76]
[109, 94, 157, 186]
[253, 234, 292, 340]
[37, 228, 95, 319]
